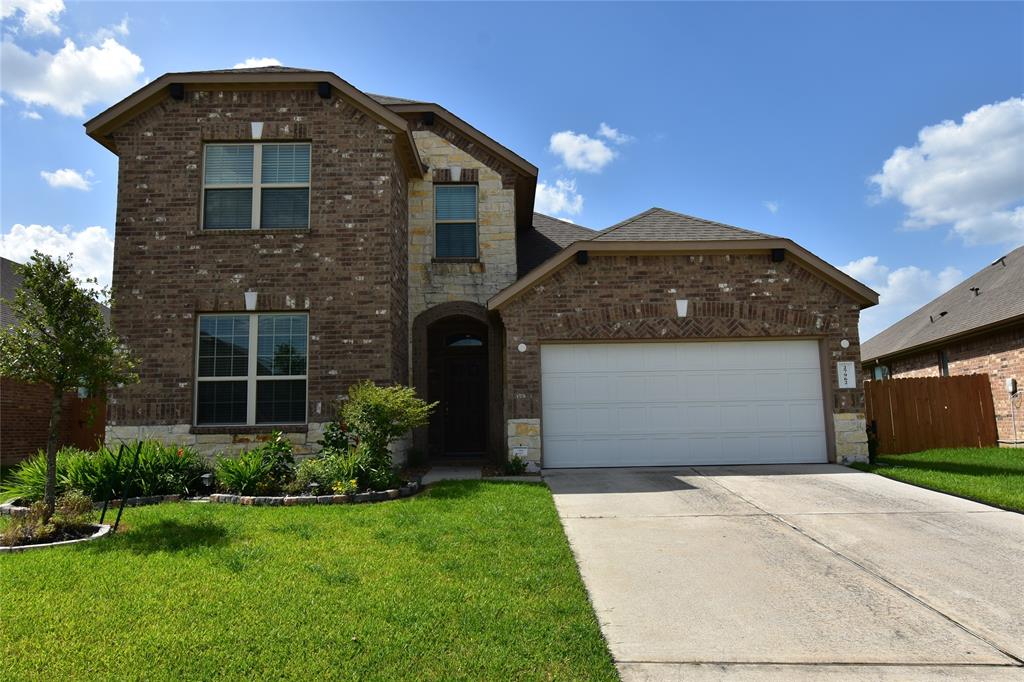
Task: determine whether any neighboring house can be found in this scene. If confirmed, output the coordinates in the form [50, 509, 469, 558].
[862, 245, 1024, 446]
[84, 66, 878, 467]
[0, 258, 108, 465]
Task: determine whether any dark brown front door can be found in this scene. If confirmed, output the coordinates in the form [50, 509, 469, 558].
[442, 355, 488, 454]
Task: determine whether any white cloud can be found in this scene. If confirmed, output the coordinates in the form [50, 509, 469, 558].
[535, 178, 584, 217]
[0, 224, 114, 291]
[549, 130, 615, 173]
[841, 255, 964, 340]
[870, 97, 1024, 246]
[233, 57, 282, 69]
[597, 122, 632, 144]
[20, 109, 41, 120]
[1, 37, 144, 116]
[40, 167, 93, 190]
[1, 0, 65, 36]
[92, 16, 130, 42]
[763, 200, 779, 214]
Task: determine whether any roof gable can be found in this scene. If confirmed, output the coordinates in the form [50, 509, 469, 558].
[861, 244, 1024, 362]
[593, 207, 776, 241]
[84, 67, 425, 176]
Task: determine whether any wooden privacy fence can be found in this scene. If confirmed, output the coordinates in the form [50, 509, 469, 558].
[865, 374, 998, 454]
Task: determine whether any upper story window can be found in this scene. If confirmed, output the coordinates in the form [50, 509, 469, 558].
[195, 313, 308, 425]
[203, 143, 310, 230]
[434, 185, 478, 259]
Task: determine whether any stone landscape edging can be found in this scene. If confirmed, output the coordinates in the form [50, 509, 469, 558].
[210, 481, 422, 506]
[0, 524, 111, 553]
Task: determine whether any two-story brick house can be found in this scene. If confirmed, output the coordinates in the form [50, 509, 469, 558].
[85, 66, 878, 468]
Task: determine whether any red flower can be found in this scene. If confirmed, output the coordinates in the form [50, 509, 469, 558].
[176, 448, 184, 458]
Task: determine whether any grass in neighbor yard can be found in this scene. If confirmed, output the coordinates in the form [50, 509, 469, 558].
[0, 481, 617, 681]
[851, 447, 1024, 512]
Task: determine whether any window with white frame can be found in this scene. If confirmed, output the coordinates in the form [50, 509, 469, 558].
[202, 143, 310, 230]
[434, 184, 478, 258]
[195, 313, 308, 425]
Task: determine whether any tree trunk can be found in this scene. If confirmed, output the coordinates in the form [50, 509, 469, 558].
[43, 387, 63, 520]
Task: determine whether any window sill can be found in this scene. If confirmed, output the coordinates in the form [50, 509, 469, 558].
[190, 424, 308, 435]
[196, 228, 311, 235]
[431, 257, 480, 264]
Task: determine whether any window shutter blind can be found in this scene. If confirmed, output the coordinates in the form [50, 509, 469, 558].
[435, 185, 477, 220]
[262, 144, 310, 184]
[261, 188, 309, 228]
[205, 145, 254, 184]
[436, 223, 477, 258]
[204, 189, 253, 229]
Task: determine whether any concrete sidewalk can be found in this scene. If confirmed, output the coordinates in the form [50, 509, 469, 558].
[545, 465, 1024, 680]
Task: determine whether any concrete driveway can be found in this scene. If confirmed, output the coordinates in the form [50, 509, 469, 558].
[545, 465, 1024, 680]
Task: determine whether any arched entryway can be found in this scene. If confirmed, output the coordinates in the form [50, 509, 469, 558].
[412, 302, 503, 461]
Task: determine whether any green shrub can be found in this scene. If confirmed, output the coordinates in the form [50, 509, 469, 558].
[339, 381, 435, 478]
[317, 421, 350, 452]
[295, 441, 403, 493]
[505, 455, 528, 476]
[258, 432, 295, 487]
[0, 442, 210, 504]
[215, 450, 276, 495]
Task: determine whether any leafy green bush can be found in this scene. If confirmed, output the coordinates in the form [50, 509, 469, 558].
[215, 450, 275, 495]
[317, 421, 350, 452]
[0, 443, 209, 503]
[295, 444, 369, 494]
[505, 455, 528, 476]
[339, 381, 435, 479]
[258, 432, 296, 487]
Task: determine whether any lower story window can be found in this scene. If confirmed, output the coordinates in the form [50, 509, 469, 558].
[195, 313, 308, 425]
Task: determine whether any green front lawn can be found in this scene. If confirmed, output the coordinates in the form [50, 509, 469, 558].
[851, 447, 1024, 512]
[1, 481, 617, 681]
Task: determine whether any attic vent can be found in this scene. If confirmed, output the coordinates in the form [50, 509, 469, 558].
[929, 311, 949, 323]
[970, 286, 981, 296]
[992, 256, 1007, 267]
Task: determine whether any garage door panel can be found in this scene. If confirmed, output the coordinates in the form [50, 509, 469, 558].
[541, 340, 828, 468]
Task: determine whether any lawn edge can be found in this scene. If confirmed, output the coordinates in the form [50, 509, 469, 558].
[848, 463, 1023, 515]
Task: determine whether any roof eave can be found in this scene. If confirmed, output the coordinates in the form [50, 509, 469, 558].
[489, 238, 879, 311]
[861, 312, 1024, 364]
[83, 71, 426, 176]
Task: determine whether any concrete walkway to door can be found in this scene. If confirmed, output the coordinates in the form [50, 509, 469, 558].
[545, 465, 1024, 681]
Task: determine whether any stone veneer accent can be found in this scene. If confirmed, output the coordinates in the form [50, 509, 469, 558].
[506, 418, 541, 471]
[107, 423, 329, 456]
[406, 129, 518, 328]
[496, 252, 868, 465]
[833, 413, 869, 463]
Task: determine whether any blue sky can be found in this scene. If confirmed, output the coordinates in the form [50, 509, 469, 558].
[1, 1, 1022, 340]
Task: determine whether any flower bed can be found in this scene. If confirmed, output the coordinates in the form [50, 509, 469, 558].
[211, 481, 421, 506]
[1, 494, 183, 518]
[0, 524, 110, 553]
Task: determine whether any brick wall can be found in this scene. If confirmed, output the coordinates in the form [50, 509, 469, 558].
[0, 379, 76, 466]
[497, 252, 867, 463]
[105, 86, 410, 453]
[882, 323, 1024, 443]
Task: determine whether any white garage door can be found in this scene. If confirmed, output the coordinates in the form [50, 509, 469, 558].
[541, 340, 828, 468]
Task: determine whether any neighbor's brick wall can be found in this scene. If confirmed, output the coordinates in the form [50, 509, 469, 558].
[105, 86, 410, 452]
[884, 324, 1024, 443]
[498, 253, 867, 463]
[406, 129, 518, 334]
[0, 379, 74, 466]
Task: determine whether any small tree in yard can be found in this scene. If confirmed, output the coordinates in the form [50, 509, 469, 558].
[341, 381, 436, 470]
[0, 253, 137, 519]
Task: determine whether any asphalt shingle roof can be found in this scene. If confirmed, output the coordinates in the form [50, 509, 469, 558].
[592, 207, 777, 241]
[861, 244, 1024, 362]
[516, 213, 596, 277]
